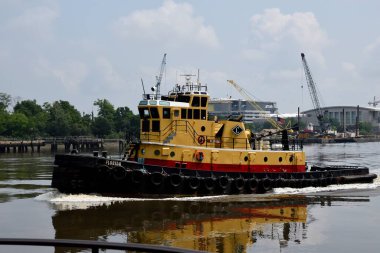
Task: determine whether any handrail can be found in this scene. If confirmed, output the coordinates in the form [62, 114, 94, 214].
[0, 238, 205, 253]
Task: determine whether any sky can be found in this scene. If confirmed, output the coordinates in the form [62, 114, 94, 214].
[1, 0, 380, 115]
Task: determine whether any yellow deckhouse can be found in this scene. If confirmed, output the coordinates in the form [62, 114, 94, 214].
[129, 75, 306, 174]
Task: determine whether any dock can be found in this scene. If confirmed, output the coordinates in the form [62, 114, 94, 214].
[0, 137, 104, 153]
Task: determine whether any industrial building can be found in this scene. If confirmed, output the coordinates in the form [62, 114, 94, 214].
[302, 106, 380, 134]
[208, 98, 278, 123]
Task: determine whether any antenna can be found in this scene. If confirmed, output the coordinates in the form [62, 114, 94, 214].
[141, 78, 146, 96]
[197, 69, 200, 91]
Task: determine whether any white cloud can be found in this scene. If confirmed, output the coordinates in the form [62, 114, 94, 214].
[269, 68, 302, 81]
[247, 8, 330, 65]
[95, 57, 125, 89]
[5, 5, 59, 40]
[341, 61, 359, 79]
[34, 58, 88, 93]
[364, 36, 380, 53]
[113, 0, 220, 49]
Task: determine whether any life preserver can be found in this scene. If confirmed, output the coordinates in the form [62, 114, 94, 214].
[197, 135, 206, 145]
[195, 151, 204, 161]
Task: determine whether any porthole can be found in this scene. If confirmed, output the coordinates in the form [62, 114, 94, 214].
[279, 157, 283, 162]
[244, 156, 249, 162]
[289, 156, 293, 162]
[201, 126, 206, 132]
[141, 149, 145, 155]
[154, 150, 160, 156]
[170, 151, 175, 157]
[264, 157, 268, 162]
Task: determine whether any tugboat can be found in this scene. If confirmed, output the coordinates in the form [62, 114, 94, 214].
[52, 69, 377, 196]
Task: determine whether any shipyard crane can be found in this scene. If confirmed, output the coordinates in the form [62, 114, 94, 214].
[368, 96, 380, 107]
[226, 80, 282, 130]
[301, 53, 327, 132]
[152, 53, 167, 99]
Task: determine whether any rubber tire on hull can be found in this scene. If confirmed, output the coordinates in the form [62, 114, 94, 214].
[167, 174, 184, 192]
[246, 178, 259, 193]
[217, 176, 231, 194]
[187, 176, 201, 193]
[203, 177, 216, 194]
[232, 177, 245, 194]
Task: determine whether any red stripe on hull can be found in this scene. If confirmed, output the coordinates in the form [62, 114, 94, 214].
[143, 158, 305, 173]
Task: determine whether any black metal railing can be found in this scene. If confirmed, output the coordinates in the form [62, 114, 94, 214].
[0, 238, 205, 253]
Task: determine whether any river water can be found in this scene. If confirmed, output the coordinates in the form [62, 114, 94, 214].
[0, 142, 380, 253]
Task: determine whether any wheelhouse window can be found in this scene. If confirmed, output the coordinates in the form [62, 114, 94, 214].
[191, 96, 200, 107]
[174, 110, 180, 117]
[152, 120, 160, 132]
[181, 108, 187, 119]
[150, 107, 159, 118]
[138, 107, 150, 119]
[142, 119, 149, 132]
[201, 109, 206, 120]
[193, 109, 200, 119]
[178, 95, 191, 103]
[187, 109, 193, 119]
[163, 108, 171, 119]
[201, 97, 208, 107]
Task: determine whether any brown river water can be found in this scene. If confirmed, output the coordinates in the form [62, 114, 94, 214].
[0, 142, 380, 253]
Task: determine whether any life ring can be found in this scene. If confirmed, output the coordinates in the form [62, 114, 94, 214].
[197, 135, 206, 145]
[195, 151, 204, 161]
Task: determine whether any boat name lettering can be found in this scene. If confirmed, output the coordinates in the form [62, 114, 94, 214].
[106, 160, 122, 166]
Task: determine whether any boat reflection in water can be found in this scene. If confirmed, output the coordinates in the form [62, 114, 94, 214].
[50, 195, 368, 253]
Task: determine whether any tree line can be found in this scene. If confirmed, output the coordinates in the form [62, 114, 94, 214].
[0, 92, 140, 139]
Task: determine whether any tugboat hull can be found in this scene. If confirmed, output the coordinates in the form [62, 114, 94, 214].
[52, 154, 377, 196]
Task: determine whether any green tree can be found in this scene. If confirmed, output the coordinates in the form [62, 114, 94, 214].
[94, 99, 115, 120]
[114, 106, 140, 138]
[14, 100, 47, 137]
[5, 112, 29, 137]
[0, 93, 11, 112]
[0, 111, 9, 136]
[44, 100, 84, 136]
[92, 116, 112, 138]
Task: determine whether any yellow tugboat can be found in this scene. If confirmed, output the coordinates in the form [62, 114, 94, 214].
[52, 59, 377, 196]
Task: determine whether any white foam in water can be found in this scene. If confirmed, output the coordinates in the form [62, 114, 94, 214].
[35, 191, 229, 210]
[274, 174, 380, 195]
[35, 174, 380, 209]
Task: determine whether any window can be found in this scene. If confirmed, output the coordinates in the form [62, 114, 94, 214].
[174, 110, 180, 117]
[187, 109, 193, 119]
[181, 108, 187, 119]
[150, 107, 159, 118]
[191, 96, 200, 107]
[142, 119, 149, 132]
[163, 108, 171, 119]
[201, 97, 208, 107]
[152, 120, 160, 132]
[138, 107, 150, 119]
[193, 109, 200, 119]
[201, 110, 206, 120]
[178, 95, 191, 103]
